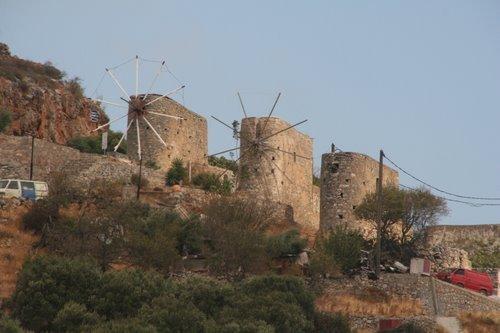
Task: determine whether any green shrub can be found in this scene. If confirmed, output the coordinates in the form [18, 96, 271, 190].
[0, 315, 23, 333]
[126, 212, 182, 273]
[138, 294, 208, 332]
[67, 130, 126, 154]
[145, 160, 160, 170]
[316, 225, 364, 274]
[91, 319, 157, 333]
[165, 158, 188, 185]
[203, 198, 273, 277]
[53, 302, 100, 333]
[43, 61, 66, 80]
[176, 216, 203, 256]
[384, 322, 425, 333]
[192, 172, 232, 195]
[93, 269, 171, 320]
[313, 311, 351, 333]
[208, 155, 238, 172]
[0, 108, 12, 132]
[21, 197, 60, 233]
[10, 255, 102, 332]
[266, 229, 307, 258]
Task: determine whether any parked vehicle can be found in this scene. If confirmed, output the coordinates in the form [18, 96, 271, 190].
[436, 268, 494, 296]
[0, 179, 48, 201]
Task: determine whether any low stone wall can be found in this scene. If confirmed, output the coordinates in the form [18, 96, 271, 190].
[0, 134, 165, 188]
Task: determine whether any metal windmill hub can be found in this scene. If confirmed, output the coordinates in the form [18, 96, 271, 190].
[129, 96, 147, 116]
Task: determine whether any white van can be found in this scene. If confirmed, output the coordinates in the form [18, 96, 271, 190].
[0, 179, 49, 201]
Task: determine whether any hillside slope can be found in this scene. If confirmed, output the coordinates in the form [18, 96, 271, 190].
[0, 43, 107, 144]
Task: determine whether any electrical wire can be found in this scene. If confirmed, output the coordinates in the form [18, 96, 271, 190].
[384, 153, 500, 201]
[399, 184, 500, 207]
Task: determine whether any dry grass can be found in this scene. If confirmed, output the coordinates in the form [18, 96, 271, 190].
[316, 286, 425, 317]
[0, 203, 38, 300]
[458, 311, 500, 333]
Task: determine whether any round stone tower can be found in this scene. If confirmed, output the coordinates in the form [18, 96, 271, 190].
[319, 151, 399, 233]
[239, 117, 319, 230]
[126, 94, 207, 171]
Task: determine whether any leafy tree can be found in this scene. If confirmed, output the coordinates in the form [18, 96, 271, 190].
[10, 255, 102, 332]
[266, 229, 307, 258]
[0, 108, 12, 132]
[176, 215, 203, 256]
[66, 77, 84, 99]
[313, 312, 351, 333]
[67, 130, 126, 154]
[203, 198, 274, 277]
[126, 212, 181, 273]
[92, 269, 171, 320]
[53, 302, 100, 333]
[0, 315, 23, 333]
[314, 225, 365, 274]
[91, 319, 157, 333]
[355, 186, 447, 262]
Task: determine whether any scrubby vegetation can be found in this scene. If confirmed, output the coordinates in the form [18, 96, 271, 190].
[8, 255, 350, 332]
[165, 158, 188, 185]
[0, 108, 12, 132]
[208, 155, 238, 173]
[192, 172, 233, 195]
[67, 129, 127, 154]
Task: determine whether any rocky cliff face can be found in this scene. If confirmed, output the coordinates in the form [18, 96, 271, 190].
[0, 43, 107, 144]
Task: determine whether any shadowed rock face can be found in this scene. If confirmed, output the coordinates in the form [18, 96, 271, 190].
[0, 47, 106, 144]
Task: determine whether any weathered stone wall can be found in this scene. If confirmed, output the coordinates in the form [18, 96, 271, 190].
[126, 94, 207, 172]
[426, 224, 500, 250]
[0, 134, 164, 188]
[238, 117, 319, 230]
[320, 152, 399, 233]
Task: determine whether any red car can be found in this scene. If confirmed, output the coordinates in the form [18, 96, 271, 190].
[436, 268, 494, 296]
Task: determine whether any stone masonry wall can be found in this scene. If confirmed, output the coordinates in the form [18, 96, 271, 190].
[0, 134, 165, 188]
[426, 224, 499, 249]
[320, 152, 399, 233]
[127, 94, 207, 172]
[238, 117, 319, 230]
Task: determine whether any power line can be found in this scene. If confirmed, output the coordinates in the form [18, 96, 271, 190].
[384, 153, 500, 201]
[399, 184, 500, 207]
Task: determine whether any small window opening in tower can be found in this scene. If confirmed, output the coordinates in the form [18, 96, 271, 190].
[338, 214, 344, 219]
[146, 126, 150, 130]
[345, 178, 350, 183]
[271, 169, 275, 174]
[340, 192, 344, 198]
[272, 156, 275, 160]
[254, 168, 258, 172]
[281, 181, 284, 185]
[363, 181, 366, 186]
[329, 163, 339, 173]
[176, 130, 179, 134]
[293, 152, 297, 162]
[352, 205, 357, 210]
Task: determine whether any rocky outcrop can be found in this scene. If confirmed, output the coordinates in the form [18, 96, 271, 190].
[0, 43, 107, 144]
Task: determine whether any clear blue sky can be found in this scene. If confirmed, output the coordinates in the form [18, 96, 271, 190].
[1, 0, 499, 225]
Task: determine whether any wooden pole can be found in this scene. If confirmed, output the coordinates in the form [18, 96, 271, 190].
[136, 157, 143, 200]
[375, 149, 384, 277]
[29, 136, 35, 180]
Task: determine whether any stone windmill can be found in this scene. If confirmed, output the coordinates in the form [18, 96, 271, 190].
[90, 56, 188, 166]
[211, 93, 318, 228]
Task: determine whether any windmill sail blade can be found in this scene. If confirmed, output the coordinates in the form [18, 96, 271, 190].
[93, 99, 129, 109]
[135, 55, 139, 97]
[148, 111, 184, 120]
[136, 118, 142, 160]
[211, 116, 235, 131]
[237, 92, 248, 118]
[208, 146, 243, 157]
[143, 60, 165, 100]
[260, 119, 308, 142]
[143, 116, 167, 147]
[262, 143, 311, 160]
[261, 92, 281, 134]
[145, 85, 186, 106]
[264, 152, 295, 186]
[106, 68, 131, 101]
[91, 112, 131, 132]
[114, 118, 134, 152]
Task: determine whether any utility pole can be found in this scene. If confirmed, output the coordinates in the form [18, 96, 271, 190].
[375, 149, 384, 277]
[29, 135, 35, 180]
[136, 157, 143, 200]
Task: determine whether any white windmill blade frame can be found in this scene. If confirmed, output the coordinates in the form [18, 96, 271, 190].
[135, 55, 139, 97]
[237, 92, 248, 118]
[136, 118, 142, 160]
[114, 119, 134, 152]
[92, 112, 131, 132]
[143, 60, 165, 101]
[148, 111, 185, 120]
[105, 68, 131, 101]
[143, 116, 167, 147]
[93, 99, 128, 109]
[144, 85, 186, 106]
